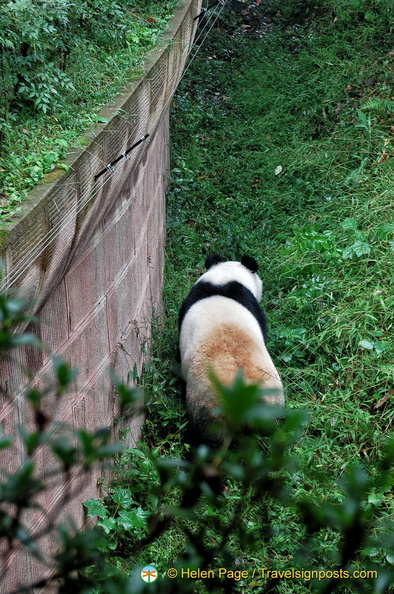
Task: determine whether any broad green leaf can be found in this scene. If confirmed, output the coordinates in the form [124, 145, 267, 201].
[83, 498, 109, 520]
[111, 488, 134, 509]
[117, 509, 148, 532]
[97, 517, 117, 534]
[340, 217, 358, 231]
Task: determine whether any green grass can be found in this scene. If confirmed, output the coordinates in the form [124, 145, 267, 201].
[2, 5, 393, 591]
[129, 1, 394, 591]
[79, 2, 394, 592]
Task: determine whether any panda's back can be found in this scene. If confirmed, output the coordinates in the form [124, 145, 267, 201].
[180, 295, 282, 396]
[178, 256, 284, 446]
[180, 295, 263, 358]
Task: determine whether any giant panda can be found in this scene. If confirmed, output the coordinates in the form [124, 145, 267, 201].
[178, 254, 284, 448]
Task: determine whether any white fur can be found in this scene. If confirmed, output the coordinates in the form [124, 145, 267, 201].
[180, 296, 283, 404]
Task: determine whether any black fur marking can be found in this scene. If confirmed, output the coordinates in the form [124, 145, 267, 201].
[205, 254, 224, 269]
[241, 254, 259, 273]
[178, 280, 268, 343]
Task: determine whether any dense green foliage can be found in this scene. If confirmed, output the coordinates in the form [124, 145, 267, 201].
[0, 0, 178, 222]
[2, 1, 394, 592]
[102, 0, 394, 591]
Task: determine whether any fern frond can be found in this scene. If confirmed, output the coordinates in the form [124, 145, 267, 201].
[361, 98, 394, 113]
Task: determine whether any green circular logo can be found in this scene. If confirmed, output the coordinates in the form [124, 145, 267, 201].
[141, 565, 158, 583]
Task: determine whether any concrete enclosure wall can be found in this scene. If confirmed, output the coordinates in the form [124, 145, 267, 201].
[0, 0, 202, 589]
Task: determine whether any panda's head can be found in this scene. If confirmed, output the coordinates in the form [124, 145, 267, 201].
[198, 254, 263, 301]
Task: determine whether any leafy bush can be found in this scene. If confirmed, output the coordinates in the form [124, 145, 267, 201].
[0, 0, 173, 116]
[84, 369, 394, 593]
[95, 1, 394, 591]
[2, 1, 394, 591]
[2, 284, 392, 593]
[0, 287, 143, 592]
[0, 0, 178, 221]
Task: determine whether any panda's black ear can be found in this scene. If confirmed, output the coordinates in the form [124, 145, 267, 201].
[241, 255, 259, 273]
[205, 254, 224, 269]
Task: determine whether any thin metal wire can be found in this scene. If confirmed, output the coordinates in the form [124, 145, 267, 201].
[190, 1, 221, 48]
[194, 0, 220, 21]
[94, 134, 150, 181]
[1, 174, 119, 291]
[192, 0, 227, 48]
[183, 0, 228, 77]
